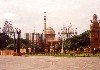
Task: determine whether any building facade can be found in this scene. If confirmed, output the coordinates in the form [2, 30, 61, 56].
[46, 27, 55, 40]
[90, 14, 100, 51]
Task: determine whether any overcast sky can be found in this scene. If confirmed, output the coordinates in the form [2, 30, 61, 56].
[0, 0, 100, 39]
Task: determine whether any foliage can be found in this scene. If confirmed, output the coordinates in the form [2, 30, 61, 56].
[20, 38, 27, 48]
[6, 44, 14, 50]
[64, 30, 90, 51]
[55, 43, 61, 52]
[0, 33, 28, 50]
[0, 33, 13, 50]
[55, 43, 60, 49]
[63, 40, 71, 51]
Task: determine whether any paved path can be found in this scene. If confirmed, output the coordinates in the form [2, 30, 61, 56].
[0, 56, 100, 70]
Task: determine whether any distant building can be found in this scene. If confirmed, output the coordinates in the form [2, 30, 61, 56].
[46, 27, 55, 40]
[43, 12, 61, 53]
[90, 14, 100, 51]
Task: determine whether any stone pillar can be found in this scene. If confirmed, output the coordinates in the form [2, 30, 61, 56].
[50, 42, 54, 53]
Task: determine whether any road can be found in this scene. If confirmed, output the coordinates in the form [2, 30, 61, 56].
[0, 56, 100, 70]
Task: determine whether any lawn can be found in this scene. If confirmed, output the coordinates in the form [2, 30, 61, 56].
[23, 53, 100, 57]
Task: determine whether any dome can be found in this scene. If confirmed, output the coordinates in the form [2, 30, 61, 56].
[46, 27, 55, 34]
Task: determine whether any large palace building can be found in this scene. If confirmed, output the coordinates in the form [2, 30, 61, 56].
[90, 14, 100, 51]
[43, 12, 60, 53]
[46, 27, 55, 40]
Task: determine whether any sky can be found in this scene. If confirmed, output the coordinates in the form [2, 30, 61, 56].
[0, 0, 100, 39]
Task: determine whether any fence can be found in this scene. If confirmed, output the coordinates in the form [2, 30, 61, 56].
[0, 50, 14, 56]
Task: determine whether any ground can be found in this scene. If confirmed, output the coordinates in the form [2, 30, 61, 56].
[0, 56, 100, 70]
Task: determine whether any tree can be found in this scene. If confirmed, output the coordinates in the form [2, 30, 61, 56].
[6, 44, 14, 50]
[64, 30, 90, 51]
[77, 30, 90, 50]
[64, 40, 72, 51]
[55, 43, 61, 52]
[20, 38, 27, 48]
[0, 33, 13, 50]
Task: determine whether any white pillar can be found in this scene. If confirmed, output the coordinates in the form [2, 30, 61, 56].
[61, 41, 64, 53]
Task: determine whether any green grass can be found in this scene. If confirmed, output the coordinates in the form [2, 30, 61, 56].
[23, 53, 100, 57]
[74, 53, 100, 57]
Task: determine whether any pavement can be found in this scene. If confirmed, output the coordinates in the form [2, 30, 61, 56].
[0, 56, 100, 70]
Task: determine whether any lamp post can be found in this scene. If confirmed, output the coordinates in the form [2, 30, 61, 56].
[15, 28, 21, 53]
[58, 23, 77, 53]
[60, 35, 65, 53]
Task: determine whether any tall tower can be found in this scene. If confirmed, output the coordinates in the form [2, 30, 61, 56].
[90, 14, 100, 51]
[43, 12, 48, 52]
[44, 12, 46, 42]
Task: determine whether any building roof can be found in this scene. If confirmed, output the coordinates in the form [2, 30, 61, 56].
[46, 27, 55, 34]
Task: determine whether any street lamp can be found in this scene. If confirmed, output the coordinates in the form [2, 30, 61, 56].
[59, 35, 65, 54]
[58, 23, 77, 53]
[15, 28, 21, 53]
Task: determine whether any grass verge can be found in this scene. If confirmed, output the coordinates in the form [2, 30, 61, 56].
[23, 53, 100, 57]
